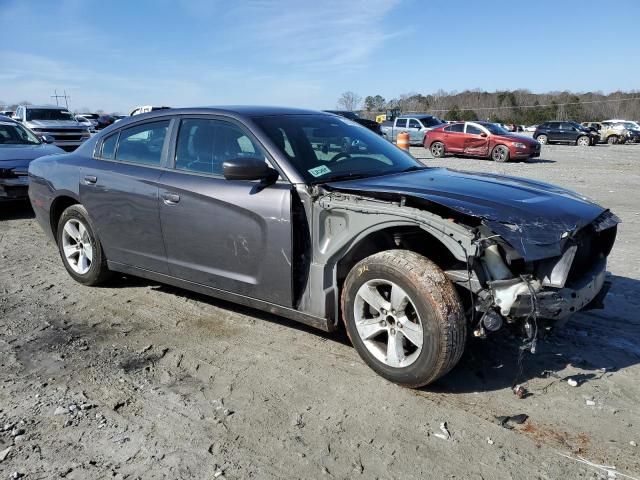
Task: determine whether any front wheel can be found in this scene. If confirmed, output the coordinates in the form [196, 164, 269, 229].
[341, 250, 466, 387]
[576, 136, 590, 147]
[536, 134, 548, 145]
[430, 141, 445, 158]
[607, 135, 619, 145]
[57, 204, 111, 285]
[491, 145, 510, 162]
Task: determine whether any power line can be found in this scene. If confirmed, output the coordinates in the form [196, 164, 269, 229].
[425, 96, 640, 113]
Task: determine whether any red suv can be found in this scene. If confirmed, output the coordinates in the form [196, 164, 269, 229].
[424, 121, 541, 162]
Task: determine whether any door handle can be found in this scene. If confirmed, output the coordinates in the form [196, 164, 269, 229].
[84, 175, 97, 184]
[161, 192, 180, 205]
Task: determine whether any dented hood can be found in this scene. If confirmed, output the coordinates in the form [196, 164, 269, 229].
[325, 168, 610, 261]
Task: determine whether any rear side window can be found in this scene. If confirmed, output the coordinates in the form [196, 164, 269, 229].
[100, 133, 118, 159]
[444, 123, 464, 133]
[175, 118, 266, 175]
[115, 120, 169, 166]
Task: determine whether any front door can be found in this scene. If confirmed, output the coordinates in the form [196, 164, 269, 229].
[462, 123, 490, 156]
[79, 119, 172, 274]
[407, 118, 423, 144]
[158, 117, 293, 306]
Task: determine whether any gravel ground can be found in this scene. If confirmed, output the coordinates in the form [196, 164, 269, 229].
[1, 142, 639, 479]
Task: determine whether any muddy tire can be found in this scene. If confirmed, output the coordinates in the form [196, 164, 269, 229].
[341, 250, 466, 387]
[607, 135, 619, 145]
[576, 136, 590, 147]
[430, 141, 445, 158]
[491, 145, 510, 162]
[56, 204, 111, 286]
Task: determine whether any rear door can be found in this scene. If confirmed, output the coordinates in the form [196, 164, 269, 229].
[547, 122, 563, 142]
[442, 123, 465, 152]
[463, 123, 490, 156]
[79, 118, 172, 273]
[157, 116, 293, 306]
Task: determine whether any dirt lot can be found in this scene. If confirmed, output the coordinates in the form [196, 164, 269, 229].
[1, 143, 639, 479]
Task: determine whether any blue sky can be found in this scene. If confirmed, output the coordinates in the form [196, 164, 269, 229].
[1, 0, 639, 113]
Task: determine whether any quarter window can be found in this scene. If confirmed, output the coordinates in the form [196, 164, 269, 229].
[100, 133, 118, 159]
[115, 120, 169, 166]
[175, 119, 266, 175]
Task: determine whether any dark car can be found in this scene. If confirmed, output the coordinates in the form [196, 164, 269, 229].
[0, 115, 64, 200]
[424, 121, 540, 162]
[323, 110, 382, 135]
[96, 115, 115, 130]
[534, 121, 599, 146]
[28, 107, 618, 387]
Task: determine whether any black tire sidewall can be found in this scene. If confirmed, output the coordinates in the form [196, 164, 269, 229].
[342, 257, 449, 386]
[56, 205, 107, 285]
[492, 145, 509, 162]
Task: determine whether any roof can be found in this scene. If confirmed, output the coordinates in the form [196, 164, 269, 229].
[398, 114, 437, 119]
[0, 114, 17, 123]
[23, 104, 71, 110]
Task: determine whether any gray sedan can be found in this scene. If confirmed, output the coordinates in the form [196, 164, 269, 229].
[28, 107, 618, 387]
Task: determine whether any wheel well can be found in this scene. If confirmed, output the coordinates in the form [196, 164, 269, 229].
[335, 226, 458, 290]
[50, 196, 79, 241]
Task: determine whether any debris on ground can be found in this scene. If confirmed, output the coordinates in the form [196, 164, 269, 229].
[487, 437, 495, 445]
[496, 414, 529, 429]
[433, 422, 451, 440]
[513, 384, 528, 399]
[567, 378, 579, 387]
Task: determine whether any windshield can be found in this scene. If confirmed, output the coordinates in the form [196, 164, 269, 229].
[478, 122, 509, 135]
[622, 122, 639, 130]
[253, 114, 423, 183]
[0, 122, 41, 145]
[26, 108, 75, 121]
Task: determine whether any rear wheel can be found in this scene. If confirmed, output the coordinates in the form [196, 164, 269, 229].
[576, 135, 590, 147]
[536, 134, 548, 145]
[341, 250, 466, 387]
[430, 141, 445, 158]
[491, 145, 510, 162]
[56, 204, 111, 286]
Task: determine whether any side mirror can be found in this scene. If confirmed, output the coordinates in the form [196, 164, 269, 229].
[41, 135, 55, 144]
[480, 132, 488, 137]
[223, 157, 278, 182]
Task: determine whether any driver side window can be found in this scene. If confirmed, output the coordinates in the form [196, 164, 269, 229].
[175, 118, 266, 176]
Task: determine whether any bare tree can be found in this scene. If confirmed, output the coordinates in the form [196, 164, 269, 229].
[336, 91, 362, 111]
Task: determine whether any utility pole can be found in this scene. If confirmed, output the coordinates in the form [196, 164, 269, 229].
[51, 90, 71, 109]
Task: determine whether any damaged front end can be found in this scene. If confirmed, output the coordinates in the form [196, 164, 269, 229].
[451, 210, 619, 339]
[322, 168, 620, 341]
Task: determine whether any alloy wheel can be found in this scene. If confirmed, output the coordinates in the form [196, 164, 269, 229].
[353, 279, 423, 368]
[431, 142, 444, 157]
[537, 135, 548, 145]
[61, 218, 93, 275]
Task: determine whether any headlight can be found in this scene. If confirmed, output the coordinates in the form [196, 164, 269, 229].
[512, 142, 527, 148]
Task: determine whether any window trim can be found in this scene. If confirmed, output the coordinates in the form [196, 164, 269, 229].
[93, 117, 175, 170]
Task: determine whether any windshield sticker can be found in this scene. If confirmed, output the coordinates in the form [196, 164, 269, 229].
[308, 165, 332, 177]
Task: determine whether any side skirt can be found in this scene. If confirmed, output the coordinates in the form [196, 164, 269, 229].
[107, 261, 332, 332]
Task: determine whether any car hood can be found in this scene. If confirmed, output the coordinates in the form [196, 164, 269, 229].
[27, 120, 83, 128]
[0, 144, 65, 171]
[325, 168, 613, 261]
